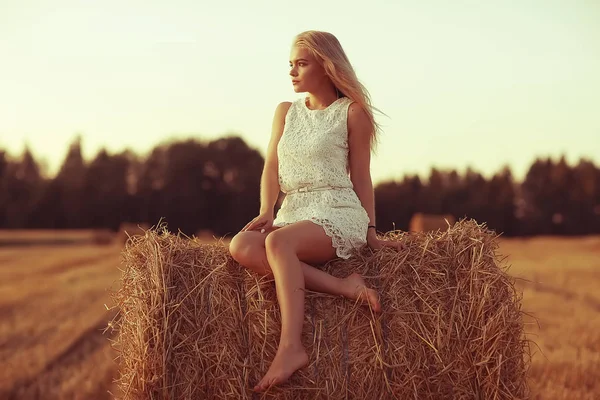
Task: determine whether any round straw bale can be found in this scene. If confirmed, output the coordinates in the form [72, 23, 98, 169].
[108, 219, 531, 399]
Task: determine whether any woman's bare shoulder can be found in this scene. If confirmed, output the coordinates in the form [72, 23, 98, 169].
[275, 101, 293, 114]
[271, 102, 294, 128]
[269, 101, 294, 142]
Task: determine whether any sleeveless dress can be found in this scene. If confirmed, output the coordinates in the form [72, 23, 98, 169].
[272, 96, 370, 259]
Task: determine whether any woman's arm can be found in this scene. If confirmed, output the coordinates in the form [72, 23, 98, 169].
[347, 102, 376, 228]
[260, 101, 292, 215]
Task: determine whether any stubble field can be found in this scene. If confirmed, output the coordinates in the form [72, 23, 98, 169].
[0, 230, 598, 399]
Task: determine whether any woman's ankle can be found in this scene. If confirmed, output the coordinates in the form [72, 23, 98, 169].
[277, 340, 305, 352]
[340, 274, 357, 298]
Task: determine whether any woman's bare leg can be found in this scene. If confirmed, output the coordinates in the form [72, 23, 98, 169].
[251, 225, 310, 392]
[228, 228, 380, 311]
[240, 220, 379, 392]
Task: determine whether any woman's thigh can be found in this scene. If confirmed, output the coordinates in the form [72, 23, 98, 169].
[265, 220, 337, 265]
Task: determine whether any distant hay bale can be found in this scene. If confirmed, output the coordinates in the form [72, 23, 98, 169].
[410, 212, 456, 233]
[92, 228, 114, 245]
[108, 219, 530, 399]
[118, 223, 150, 245]
[194, 229, 216, 243]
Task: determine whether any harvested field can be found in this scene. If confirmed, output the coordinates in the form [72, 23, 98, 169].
[0, 230, 598, 399]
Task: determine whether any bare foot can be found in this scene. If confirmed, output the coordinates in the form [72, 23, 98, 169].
[253, 343, 309, 392]
[343, 273, 382, 312]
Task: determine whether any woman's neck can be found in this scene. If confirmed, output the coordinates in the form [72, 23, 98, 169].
[305, 89, 340, 110]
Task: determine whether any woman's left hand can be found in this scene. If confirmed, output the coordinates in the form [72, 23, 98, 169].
[367, 229, 404, 251]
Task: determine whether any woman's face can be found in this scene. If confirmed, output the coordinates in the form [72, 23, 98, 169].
[289, 45, 328, 93]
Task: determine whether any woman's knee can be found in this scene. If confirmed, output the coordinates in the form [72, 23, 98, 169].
[229, 232, 263, 265]
[264, 229, 291, 256]
[229, 233, 249, 263]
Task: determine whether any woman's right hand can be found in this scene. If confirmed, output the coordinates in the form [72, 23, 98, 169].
[241, 212, 274, 233]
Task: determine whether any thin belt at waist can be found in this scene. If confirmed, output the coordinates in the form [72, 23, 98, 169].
[285, 185, 350, 195]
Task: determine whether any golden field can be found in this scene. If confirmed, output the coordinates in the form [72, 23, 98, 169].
[0, 230, 598, 399]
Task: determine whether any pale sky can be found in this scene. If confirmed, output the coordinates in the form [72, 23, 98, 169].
[1, 0, 598, 184]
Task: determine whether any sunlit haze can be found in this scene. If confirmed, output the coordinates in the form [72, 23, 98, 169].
[1, 0, 599, 184]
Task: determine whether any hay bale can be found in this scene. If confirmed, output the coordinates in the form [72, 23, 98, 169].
[410, 212, 456, 232]
[118, 223, 151, 245]
[93, 228, 115, 245]
[107, 219, 530, 399]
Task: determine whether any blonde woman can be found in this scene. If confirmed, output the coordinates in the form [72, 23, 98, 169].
[228, 30, 402, 392]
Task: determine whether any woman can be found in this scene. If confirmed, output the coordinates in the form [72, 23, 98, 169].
[228, 30, 402, 393]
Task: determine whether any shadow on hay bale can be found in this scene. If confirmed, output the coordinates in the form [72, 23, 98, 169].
[108, 219, 531, 399]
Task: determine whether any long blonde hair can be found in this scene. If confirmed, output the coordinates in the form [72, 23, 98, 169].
[293, 30, 385, 153]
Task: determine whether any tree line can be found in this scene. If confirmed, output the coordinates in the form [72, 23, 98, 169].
[0, 136, 598, 237]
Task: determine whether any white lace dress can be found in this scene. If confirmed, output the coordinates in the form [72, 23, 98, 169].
[272, 96, 370, 259]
